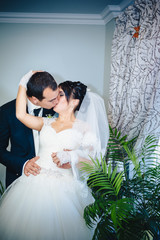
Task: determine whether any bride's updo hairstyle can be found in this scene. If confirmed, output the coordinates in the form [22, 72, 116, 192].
[59, 81, 87, 111]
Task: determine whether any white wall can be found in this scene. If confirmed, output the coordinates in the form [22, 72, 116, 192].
[0, 23, 106, 105]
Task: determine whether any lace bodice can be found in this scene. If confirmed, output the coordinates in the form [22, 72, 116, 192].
[37, 117, 98, 178]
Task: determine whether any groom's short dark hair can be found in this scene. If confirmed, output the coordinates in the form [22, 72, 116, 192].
[26, 71, 57, 101]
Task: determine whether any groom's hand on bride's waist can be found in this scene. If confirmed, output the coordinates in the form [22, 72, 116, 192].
[24, 156, 41, 176]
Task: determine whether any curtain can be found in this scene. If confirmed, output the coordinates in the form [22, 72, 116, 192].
[108, 0, 160, 150]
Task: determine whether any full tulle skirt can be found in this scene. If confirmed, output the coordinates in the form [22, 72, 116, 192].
[0, 170, 94, 240]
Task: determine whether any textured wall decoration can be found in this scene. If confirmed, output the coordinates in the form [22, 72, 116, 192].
[108, 0, 160, 150]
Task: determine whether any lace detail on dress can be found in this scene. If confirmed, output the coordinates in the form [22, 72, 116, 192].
[57, 151, 79, 165]
[40, 168, 64, 178]
[73, 119, 89, 134]
[43, 117, 56, 126]
[55, 120, 98, 166]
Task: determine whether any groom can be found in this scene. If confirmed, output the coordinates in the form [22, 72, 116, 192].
[0, 71, 59, 187]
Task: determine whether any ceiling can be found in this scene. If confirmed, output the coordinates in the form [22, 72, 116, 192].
[0, 0, 130, 14]
[0, 0, 134, 25]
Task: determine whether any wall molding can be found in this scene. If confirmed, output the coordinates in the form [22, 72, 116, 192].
[101, 5, 122, 24]
[101, 0, 133, 24]
[0, 12, 104, 25]
[0, 0, 133, 25]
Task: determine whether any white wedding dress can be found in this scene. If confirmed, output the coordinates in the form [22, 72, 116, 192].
[0, 118, 97, 240]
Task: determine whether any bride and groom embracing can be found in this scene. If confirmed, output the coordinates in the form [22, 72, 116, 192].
[0, 70, 109, 240]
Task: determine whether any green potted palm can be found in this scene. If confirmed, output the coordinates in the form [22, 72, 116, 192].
[81, 126, 160, 240]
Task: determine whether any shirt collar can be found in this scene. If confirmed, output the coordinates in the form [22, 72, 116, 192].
[27, 99, 40, 115]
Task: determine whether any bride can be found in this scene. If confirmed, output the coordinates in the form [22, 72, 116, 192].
[0, 77, 109, 240]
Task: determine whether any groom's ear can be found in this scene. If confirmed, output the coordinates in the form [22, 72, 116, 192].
[29, 96, 39, 105]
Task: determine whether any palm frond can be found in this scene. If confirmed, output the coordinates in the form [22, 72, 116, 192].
[93, 217, 117, 240]
[138, 135, 160, 173]
[109, 198, 134, 230]
[84, 202, 100, 228]
[0, 181, 4, 196]
[81, 158, 124, 198]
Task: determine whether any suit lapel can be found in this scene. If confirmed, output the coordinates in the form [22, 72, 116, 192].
[25, 127, 35, 156]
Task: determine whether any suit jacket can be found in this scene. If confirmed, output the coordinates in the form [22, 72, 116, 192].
[0, 99, 56, 187]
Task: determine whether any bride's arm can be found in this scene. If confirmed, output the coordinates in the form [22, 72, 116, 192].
[16, 85, 43, 131]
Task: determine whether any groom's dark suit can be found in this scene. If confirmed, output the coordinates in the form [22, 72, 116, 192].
[0, 99, 56, 188]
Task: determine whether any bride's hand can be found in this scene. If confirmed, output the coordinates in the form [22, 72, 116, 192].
[51, 152, 61, 167]
[51, 152, 71, 169]
[19, 70, 44, 89]
[32, 70, 44, 74]
[59, 162, 71, 169]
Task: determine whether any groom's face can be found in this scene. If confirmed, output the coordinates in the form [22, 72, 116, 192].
[33, 87, 59, 109]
